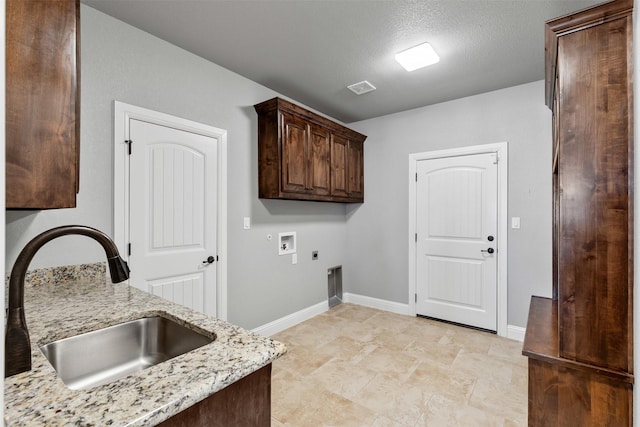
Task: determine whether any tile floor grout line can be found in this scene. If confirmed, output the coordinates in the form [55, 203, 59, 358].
[271, 303, 527, 426]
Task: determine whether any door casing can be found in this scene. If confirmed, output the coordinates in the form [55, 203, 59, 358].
[408, 142, 508, 337]
[113, 101, 228, 320]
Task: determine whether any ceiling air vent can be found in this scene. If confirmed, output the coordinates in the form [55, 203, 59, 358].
[347, 80, 376, 95]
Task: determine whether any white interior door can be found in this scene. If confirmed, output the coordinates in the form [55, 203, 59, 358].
[416, 152, 498, 331]
[128, 119, 218, 317]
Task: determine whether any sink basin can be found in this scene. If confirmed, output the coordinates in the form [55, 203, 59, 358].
[40, 316, 214, 390]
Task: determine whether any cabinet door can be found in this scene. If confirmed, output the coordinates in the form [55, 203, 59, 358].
[330, 134, 349, 198]
[6, 0, 79, 208]
[280, 112, 309, 194]
[347, 140, 364, 200]
[308, 125, 331, 196]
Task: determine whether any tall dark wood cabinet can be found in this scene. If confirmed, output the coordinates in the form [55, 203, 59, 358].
[254, 97, 366, 203]
[523, 0, 634, 425]
[6, 0, 80, 209]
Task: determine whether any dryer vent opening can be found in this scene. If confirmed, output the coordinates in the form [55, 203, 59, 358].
[328, 266, 342, 308]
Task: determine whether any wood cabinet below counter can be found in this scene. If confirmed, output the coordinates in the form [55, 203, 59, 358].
[254, 97, 366, 203]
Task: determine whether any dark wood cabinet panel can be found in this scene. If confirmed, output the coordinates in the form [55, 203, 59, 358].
[309, 124, 331, 196]
[347, 139, 364, 199]
[524, 0, 633, 425]
[330, 133, 349, 198]
[528, 358, 632, 427]
[556, 15, 632, 371]
[329, 136, 364, 199]
[158, 364, 271, 427]
[6, 0, 80, 209]
[281, 112, 309, 194]
[524, 297, 634, 426]
[255, 97, 366, 203]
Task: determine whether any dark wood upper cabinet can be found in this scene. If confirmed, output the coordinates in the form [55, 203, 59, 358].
[6, 0, 80, 209]
[254, 97, 366, 203]
[523, 0, 634, 425]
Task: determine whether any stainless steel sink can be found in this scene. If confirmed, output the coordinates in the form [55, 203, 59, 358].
[40, 316, 214, 390]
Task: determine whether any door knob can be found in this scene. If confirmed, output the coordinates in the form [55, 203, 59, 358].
[481, 248, 495, 254]
[203, 256, 215, 264]
[487, 235, 494, 241]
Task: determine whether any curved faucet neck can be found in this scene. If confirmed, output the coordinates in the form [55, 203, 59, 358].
[9, 225, 127, 309]
[6, 225, 130, 378]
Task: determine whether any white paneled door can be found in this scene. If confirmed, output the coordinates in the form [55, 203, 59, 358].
[129, 119, 218, 317]
[416, 152, 498, 331]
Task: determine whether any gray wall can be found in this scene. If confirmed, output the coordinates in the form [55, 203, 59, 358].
[6, 6, 552, 331]
[346, 81, 553, 328]
[5, 5, 349, 330]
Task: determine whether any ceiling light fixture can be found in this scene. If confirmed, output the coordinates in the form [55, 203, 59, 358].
[395, 42, 440, 72]
[347, 80, 376, 95]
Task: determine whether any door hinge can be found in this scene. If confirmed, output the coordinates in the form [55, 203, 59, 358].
[127, 243, 131, 256]
[415, 293, 417, 303]
[415, 172, 418, 182]
[125, 139, 133, 155]
[415, 233, 417, 242]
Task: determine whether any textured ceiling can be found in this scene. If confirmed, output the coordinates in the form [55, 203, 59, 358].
[82, 0, 605, 123]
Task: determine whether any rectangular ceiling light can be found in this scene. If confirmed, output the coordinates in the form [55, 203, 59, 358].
[395, 42, 440, 72]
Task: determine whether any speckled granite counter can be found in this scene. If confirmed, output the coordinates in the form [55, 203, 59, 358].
[4, 276, 287, 426]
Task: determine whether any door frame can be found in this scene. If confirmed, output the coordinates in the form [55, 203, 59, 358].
[113, 101, 228, 320]
[408, 142, 508, 337]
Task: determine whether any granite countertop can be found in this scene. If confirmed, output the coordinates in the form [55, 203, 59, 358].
[4, 277, 287, 426]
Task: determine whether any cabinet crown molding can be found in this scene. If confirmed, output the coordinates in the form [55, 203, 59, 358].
[544, 0, 633, 107]
[254, 97, 367, 144]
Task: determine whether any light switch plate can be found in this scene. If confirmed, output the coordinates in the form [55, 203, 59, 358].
[243, 217, 250, 230]
[512, 217, 521, 229]
[292, 254, 298, 264]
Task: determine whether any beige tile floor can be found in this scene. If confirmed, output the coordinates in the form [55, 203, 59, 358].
[270, 303, 527, 427]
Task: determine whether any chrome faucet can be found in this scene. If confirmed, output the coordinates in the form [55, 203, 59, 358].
[5, 225, 130, 378]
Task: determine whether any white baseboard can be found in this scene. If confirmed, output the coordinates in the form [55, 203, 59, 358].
[252, 300, 328, 337]
[251, 293, 523, 342]
[343, 292, 411, 316]
[507, 325, 526, 342]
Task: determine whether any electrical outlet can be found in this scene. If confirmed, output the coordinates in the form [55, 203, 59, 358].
[292, 253, 298, 264]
